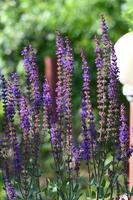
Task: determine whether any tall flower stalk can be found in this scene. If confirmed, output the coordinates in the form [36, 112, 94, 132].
[96, 16, 109, 140]
[80, 49, 96, 178]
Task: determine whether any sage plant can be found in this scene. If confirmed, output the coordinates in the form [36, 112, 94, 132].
[0, 16, 133, 200]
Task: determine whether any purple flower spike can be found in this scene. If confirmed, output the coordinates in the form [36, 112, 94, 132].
[81, 49, 90, 90]
[50, 123, 60, 146]
[108, 42, 119, 101]
[43, 79, 52, 109]
[71, 141, 80, 174]
[80, 138, 91, 162]
[64, 37, 74, 73]
[4, 176, 16, 200]
[63, 38, 74, 151]
[101, 15, 108, 45]
[56, 32, 64, 120]
[107, 42, 119, 137]
[21, 45, 41, 109]
[80, 98, 91, 162]
[21, 45, 41, 163]
[43, 78, 53, 130]
[0, 75, 8, 115]
[56, 31, 65, 66]
[50, 122, 61, 160]
[81, 49, 96, 128]
[94, 35, 102, 69]
[80, 49, 96, 162]
[0, 76, 15, 121]
[11, 73, 21, 106]
[1, 76, 21, 172]
[118, 105, 129, 159]
[96, 17, 109, 138]
[7, 80, 15, 120]
[19, 96, 31, 141]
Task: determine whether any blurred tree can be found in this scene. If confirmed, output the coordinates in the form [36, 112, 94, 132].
[0, 0, 128, 74]
[122, 0, 133, 31]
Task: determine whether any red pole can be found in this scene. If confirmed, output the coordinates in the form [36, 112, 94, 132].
[129, 102, 133, 196]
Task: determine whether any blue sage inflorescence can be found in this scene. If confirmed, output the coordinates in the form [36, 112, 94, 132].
[118, 104, 132, 159]
[4, 175, 16, 200]
[80, 49, 95, 162]
[21, 44, 42, 109]
[0, 16, 132, 200]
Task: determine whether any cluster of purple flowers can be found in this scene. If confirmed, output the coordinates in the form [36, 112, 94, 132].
[43, 78, 53, 130]
[0, 44, 42, 199]
[80, 49, 95, 161]
[4, 175, 16, 200]
[0, 16, 132, 199]
[119, 105, 133, 159]
[21, 45, 42, 109]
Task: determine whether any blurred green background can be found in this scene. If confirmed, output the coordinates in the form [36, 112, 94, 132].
[0, 0, 133, 199]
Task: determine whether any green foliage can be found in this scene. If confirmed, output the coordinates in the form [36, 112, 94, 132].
[122, 0, 133, 30]
[0, 0, 128, 75]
